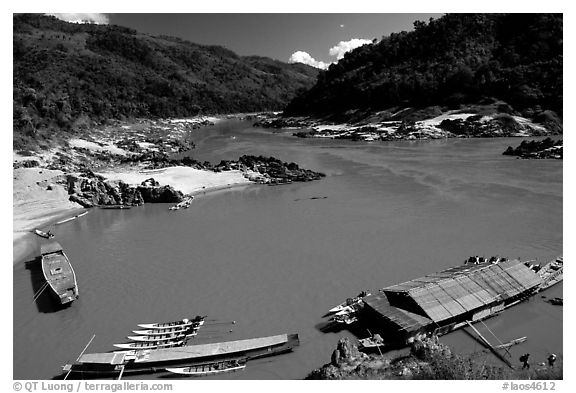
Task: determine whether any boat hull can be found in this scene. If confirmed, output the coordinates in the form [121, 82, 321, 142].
[62, 334, 299, 379]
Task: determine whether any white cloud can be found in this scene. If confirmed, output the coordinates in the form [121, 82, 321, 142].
[329, 38, 372, 60]
[288, 51, 329, 70]
[47, 13, 109, 25]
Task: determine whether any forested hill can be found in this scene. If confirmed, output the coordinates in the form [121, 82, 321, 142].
[284, 14, 562, 119]
[13, 14, 319, 148]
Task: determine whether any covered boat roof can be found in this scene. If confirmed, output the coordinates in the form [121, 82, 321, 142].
[40, 240, 63, 255]
[363, 293, 432, 334]
[79, 334, 293, 365]
[378, 260, 542, 324]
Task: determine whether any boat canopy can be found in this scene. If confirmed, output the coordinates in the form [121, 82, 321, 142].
[366, 259, 543, 327]
[40, 240, 63, 255]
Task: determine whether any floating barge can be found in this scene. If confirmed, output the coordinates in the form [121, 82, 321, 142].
[357, 256, 562, 345]
[63, 333, 299, 378]
[40, 241, 79, 305]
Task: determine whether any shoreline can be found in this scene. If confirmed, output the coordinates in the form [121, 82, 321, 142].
[12, 165, 256, 266]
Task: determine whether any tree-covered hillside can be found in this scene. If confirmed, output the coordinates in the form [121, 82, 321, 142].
[285, 14, 562, 119]
[13, 14, 319, 149]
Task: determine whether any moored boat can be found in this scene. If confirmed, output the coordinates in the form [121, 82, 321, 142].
[137, 316, 206, 329]
[40, 241, 78, 305]
[113, 339, 185, 350]
[358, 334, 386, 351]
[34, 228, 54, 239]
[132, 325, 200, 336]
[549, 297, 563, 306]
[536, 256, 563, 291]
[63, 333, 299, 378]
[327, 291, 370, 314]
[127, 332, 197, 342]
[165, 358, 246, 376]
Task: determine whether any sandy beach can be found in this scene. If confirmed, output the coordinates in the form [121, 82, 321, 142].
[12, 165, 253, 265]
[97, 166, 252, 195]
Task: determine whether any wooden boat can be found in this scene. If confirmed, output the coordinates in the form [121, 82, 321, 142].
[165, 358, 246, 376]
[113, 339, 185, 350]
[137, 316, 205, 329]
[34, 229, 54, 239]
[64, 334, 299, 378]
[169, 197, 194, 211]
[127, 332, 196, 342]
[56, 210, 89, 225]
[327, 291, 370, 314]
[537, 256, 563, 291]
[99, 205, 131, 209]
[495, 336, 527, 349]
[358, 334, 386, 351]
[549, 297, 563, 306]
[40, 241, 78, 305]
[132, 325, 200, 335]
[332, 313, 358, 325]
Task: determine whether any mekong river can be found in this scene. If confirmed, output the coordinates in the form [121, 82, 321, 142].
[13, 120, 562, 379]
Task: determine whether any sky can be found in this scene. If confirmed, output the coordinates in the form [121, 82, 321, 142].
[46, 13, 443, 69]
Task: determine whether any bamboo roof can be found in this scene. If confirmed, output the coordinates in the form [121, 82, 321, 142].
[375, 260, 542, 324]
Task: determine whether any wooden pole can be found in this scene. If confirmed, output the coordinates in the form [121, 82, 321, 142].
[465, 321, 514, 369]
[64, 334, 96, 380]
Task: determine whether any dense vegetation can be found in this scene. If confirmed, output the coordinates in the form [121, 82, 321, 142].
[13, 14, 319, 149]
[285, 14, 562, 119]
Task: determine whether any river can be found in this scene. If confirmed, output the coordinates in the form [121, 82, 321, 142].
[13, 120, 562, 379]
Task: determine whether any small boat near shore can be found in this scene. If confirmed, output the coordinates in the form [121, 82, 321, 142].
[56, 210, 88, 225]
[169, 197, 194, 211]
[34, 228, 54, 239]
[165, 358, 246, 377]
[358, 334, 386, 351]
[138, 316, 205, 329]
[99, 205, 132, 209]
[549, 297, 563, 306]
[327, 291, 370, 315]
[40, 241, 78, 305]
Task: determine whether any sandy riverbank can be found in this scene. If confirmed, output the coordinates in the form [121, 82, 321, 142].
[97, 166, 252, 195]
[13, 166, 254, 265]
[13, 168, 83, 264]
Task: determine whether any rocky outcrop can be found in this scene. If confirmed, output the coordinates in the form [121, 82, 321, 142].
[306, 336, 463, 380]
[66, 173, 183, 207]
[503, 137, 562, 159]
[136, 184, 183, 203]
[214, 155, 325, 184]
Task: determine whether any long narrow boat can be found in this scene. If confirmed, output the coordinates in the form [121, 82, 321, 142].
[126, 332, 197, 342]
[132, 325, 199, 335]
[137, 316, 205, 329]
[165, 358, 246, 377]
[63, 333, 299, 378]
[536, 256, 563, 291]
[40, 241, 78, 305]
[113, 340, 185, 350]
[327, 291, 370, 314]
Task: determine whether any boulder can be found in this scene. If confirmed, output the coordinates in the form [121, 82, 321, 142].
[137, 185, 183, 203]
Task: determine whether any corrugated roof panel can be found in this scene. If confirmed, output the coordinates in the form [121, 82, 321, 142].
[493, 264, 527, 295]
[486, 266, 519, 298]
[363, 293, 432, 333]
[410, 285, 457, 322]
[454, 275, 497, 305]
[469, 268, 504, 300]
[437, 279, 484, 311]
[504, 263, 542, 290]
